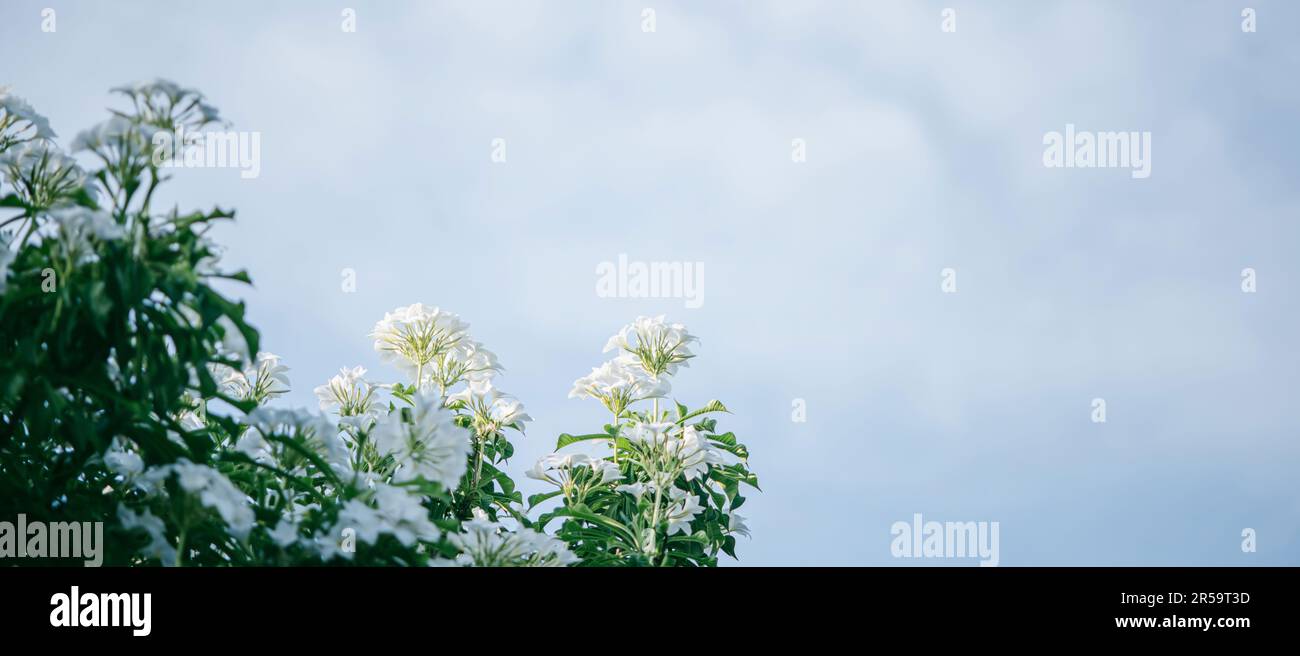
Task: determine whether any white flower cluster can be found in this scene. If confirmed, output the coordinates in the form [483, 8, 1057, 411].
[314, 483, 442, 560]
[367, 303, 529, 436]
[5, 82, 571, 567]
[569, 315, 694, 417]
[630, 422, 731, 483]
[369, 303, 471, 385]
[117, 505, 178, 566]
[526, 452, 622, 506]
[604, 315, 697, 377]
[527, 452, 621, 489]
[70, 115, 159, 159]
[447, 378, 531, 436]
[103, 438, 145, 482]
[107, 301, 577, 565]
[662, 488, 705, 536]
[618, 421, 736, 546]
[313, 365, 376, 418]
[551, 316, 755, 561]
[569, 357, 670, 417]
[239, 406, 349, 473]
[48, 206, 122, 241]
[0, 87, 56, 149]
[369, 390, 471, 488]
[46, 206, 123, 260]
[609, 481, 706, 537]
[211, 351, 290, 404]
[448, 511, 578, 567]
[0, 139, 93, 208]
[136, 459, 257, 539]
[110, 79, 222, 132]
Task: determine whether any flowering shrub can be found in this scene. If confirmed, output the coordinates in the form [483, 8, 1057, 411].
[1, 81, 262, 566]
[533, 316, 759, 566]
[0, 81, 757, 567]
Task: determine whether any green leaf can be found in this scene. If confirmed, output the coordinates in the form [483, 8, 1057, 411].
[710, 431, 737, 446]
[527, 490, 562, 509]
[674, 400, 730, 425]
[722, 535, 738, 559]
[710, 440, 749, 460]
[667, 532, 709, 546]
[557, 507, 638, 545]
[556, 432, 613, 450]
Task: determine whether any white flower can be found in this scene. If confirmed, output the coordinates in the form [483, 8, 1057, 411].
[569, 356, 670, 415]
[369, 303, 469, 384]
[370, 483, 441, 545]
[141, 459, 255, 539]
[70, 115, 155, 153]
[728, 511, 751, 539]
[313, 366, 375, 416]
[449, 513, 578, 567]
[241, 406, 347, 472]
[628, 421, 676, 446]
[339, 414, 377, 433]
[135, 460, 255, 541]
[110, 79, 222, 131]
[589, 459, 623, 485]
[232, 429, 270, 463]
[0, 89, 56, 143]
[103, 439, 144, 480]
[317, 501, 371, 561]
[0, 140, 89, 206]
[667, 424, 728, 481]
[615, 481, 654, 502]
[664, 487, 704, 536]
[370, 391, 471, 489]
[525, 452, 588, 483]
[602, 315, 696, 377]
[216, 351, 290, 403]
[431, 339, 501, 390]
[631, 423, 729, 482]
[48, 206, 125, 242]
[268, 519, 302, 548]
[178, 408, 206, 432]
[447, 378, 531, 435]
[527, 453, 622, 502]
[318, 484, 440, 560]
[117, 505, 177, 566]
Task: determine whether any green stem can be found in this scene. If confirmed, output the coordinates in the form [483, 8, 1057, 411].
[466, 432, 485, 516]
[175, 526, 188, 567]
[648, 481, 664, 560]
[610, 410, 619, 465]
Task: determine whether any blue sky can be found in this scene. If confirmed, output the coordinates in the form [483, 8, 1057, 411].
[4, 0, 1298, 565]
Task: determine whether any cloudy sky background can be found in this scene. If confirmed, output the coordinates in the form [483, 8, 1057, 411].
[4, 0, 1298, 565]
